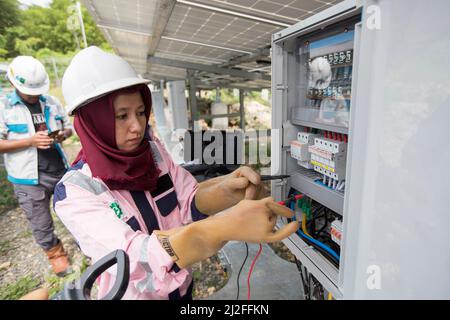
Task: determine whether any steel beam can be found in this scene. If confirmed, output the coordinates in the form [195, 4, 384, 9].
[96, 23, 151, 36]
[148, 56, 271, 81]
[148, 0, 177, 56]
[219, 47, 271, 68]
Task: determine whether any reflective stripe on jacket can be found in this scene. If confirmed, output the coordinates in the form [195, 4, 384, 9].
[53, 137, 208, 299]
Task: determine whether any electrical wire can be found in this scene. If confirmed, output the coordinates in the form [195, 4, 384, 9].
[314, 209, 328, 237]
[294, 199, 312, 237]
[297, 230, 340, 262]
[297, 231, 340, 268]
[289, 199, 340, 267]
[236, 193, 302, 301]
[302, 210, 312, 237]
[235, 242, 248, 300]
[247, 243, 262, 301]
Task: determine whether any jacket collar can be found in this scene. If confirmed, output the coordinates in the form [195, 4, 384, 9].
[9, 90, 22, 106]
[9, 90, 45, 106]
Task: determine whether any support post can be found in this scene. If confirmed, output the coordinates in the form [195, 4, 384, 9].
[239, 89, 245, 130]
[187, 70, 199, 130]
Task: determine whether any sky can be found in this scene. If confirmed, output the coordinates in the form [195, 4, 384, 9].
[18, 0, 52, 9]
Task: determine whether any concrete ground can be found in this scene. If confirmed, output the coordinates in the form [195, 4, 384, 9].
[204, 241, 304, 300]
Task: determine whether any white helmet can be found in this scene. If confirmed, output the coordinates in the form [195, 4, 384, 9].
[62, 46, 150, 116]
[308, 57, 331, 89]
[7, 56, 50, 96]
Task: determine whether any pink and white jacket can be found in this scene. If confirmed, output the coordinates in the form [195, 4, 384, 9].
[53, 138, 208, 300]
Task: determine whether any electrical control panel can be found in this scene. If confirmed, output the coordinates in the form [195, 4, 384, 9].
[271, 4, 359, 297]
[271, 0, 449, 299]
[271, 0, 359, 300]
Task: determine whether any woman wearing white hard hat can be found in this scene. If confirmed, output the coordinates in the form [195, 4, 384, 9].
[0, 56, 73, 276]
[54, 46, 298, 299]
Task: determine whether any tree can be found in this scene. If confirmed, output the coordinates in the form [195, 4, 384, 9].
[0, 0, 110, 60]
[0, 0, 20, 34]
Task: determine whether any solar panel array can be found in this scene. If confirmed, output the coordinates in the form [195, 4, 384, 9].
[82, 0, 343, 88]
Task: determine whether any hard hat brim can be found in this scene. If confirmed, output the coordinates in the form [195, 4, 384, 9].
[67, 77, 151, 116]
[8, 73, 50, 96]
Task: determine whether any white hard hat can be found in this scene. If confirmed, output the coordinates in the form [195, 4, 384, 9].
[7, 56, 50, 96]
[308, 57, 331, 89]
[62, 46, 150, 116]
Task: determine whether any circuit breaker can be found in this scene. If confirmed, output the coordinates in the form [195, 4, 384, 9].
[271, 0, 449, 299]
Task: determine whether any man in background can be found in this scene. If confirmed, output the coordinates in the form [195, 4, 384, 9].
[0, 56, 72, 276]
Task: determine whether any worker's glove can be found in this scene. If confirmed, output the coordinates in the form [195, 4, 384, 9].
[195, 166, 268, 215]
[220, 166, 266, 201]
[161, 197, 299, 269]
[212, 197, 299, 243]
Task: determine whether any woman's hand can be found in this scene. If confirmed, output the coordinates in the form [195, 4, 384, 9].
[195, 166, 267, 215]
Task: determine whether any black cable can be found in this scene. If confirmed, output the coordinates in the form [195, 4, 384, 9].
[307, 206, 326, 227]
[314, 209, 328, 237]
[307, 273, 312, 300]
[294, 257, 310, 300]
[298, 232, 340, 268]
[235, 242, 249, 300]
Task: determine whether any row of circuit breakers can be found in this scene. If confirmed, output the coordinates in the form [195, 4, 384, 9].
[290, 131, 346, 247]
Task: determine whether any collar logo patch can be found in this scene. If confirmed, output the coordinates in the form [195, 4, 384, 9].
[110, 201, 123, 219]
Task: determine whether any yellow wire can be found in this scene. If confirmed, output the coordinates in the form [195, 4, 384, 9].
[301, 210, 312, 238]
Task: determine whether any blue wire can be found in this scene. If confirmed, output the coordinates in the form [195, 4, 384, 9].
[290, 201, 296, 217]
[287, 198, 340, 262]
[297, 230, 340, 262]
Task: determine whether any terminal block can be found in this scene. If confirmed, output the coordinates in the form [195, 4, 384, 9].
[331, 220, 343, 246]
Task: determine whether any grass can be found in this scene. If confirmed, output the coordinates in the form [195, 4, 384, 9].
[0, 167, 18, 215]
[45, 255, 90, 299]
[0, 240, 17, 255]
[0, 276, 41, 300]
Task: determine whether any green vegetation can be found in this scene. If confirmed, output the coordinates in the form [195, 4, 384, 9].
[45, 254, 90, 298]
[0, 0, 111, 96]
[0, 240, 16, 255]
[0, 0, 109, 60]
[0, 275, 40, 300]
[0, 167, 18, 215]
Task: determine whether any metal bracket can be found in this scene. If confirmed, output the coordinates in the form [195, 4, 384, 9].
[276, 84, 288, 90]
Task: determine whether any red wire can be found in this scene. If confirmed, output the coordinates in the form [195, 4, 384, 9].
[246, 194, 302, 300]
[247, 243, 263, 301]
